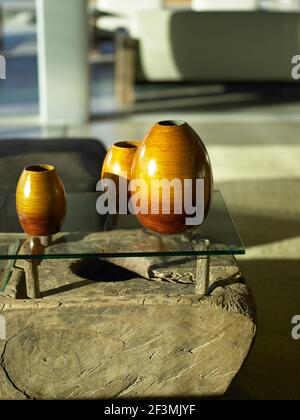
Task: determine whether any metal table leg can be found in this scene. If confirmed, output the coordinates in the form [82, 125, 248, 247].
[40, 235, 52, 247]
[194, 239, 210, 296]
[23, 260, 40, 299]
[14, 236, 49, 299]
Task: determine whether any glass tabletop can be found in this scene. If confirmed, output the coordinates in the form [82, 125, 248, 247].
[0, 190, 244, 261]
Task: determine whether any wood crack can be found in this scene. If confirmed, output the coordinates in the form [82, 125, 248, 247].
[0, 337, 32, 400]
[114, 376, 145, 398]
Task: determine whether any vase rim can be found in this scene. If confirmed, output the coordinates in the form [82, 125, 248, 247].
[157, 120, 186, 127]
[24, 164, 55, 173]
[112, 140, 141, 149]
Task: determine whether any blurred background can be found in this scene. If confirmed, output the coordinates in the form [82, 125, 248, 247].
[0, 0, 300, 400]
[1, 0, 300, 128]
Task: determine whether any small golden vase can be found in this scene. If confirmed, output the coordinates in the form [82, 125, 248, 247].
[16, 164, 67, 236]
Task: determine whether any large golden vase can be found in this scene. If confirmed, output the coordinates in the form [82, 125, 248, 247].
[130, 120, 213, 234]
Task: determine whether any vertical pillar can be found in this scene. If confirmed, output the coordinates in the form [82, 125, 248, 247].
[36, 0, 89, 125]
[194, 239, 210, 296]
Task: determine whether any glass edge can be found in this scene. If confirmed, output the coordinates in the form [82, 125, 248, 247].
[215, 190, 246, 253]
[0, 250, 245, 261]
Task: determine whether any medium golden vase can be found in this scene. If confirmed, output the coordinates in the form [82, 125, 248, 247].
[101, 140, 140, 210]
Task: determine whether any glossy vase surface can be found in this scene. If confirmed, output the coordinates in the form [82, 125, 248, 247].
[130, 120, 213, 234]
[101, 140, 140, 210]
[16, 164, 67, 236]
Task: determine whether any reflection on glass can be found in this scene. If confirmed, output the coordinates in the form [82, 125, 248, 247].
[0, 191, 244, 260]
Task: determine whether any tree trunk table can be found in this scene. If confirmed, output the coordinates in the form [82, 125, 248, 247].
[0, 232, 256, 400]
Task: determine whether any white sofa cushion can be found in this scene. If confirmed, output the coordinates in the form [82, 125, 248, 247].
[192, 0, 258, 11]
[96, 0, 163, 35]
[136, 10, 300, 81]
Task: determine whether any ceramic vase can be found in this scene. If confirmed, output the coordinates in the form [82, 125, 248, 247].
[16, 164, 67, 236]
[130, 120, 213, 234]
[101, 140, 140, 210]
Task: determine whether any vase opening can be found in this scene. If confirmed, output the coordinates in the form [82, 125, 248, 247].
[114, 141, 139, 149]
[158, 120, 185, 127]
[25, 164, 54, 173]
